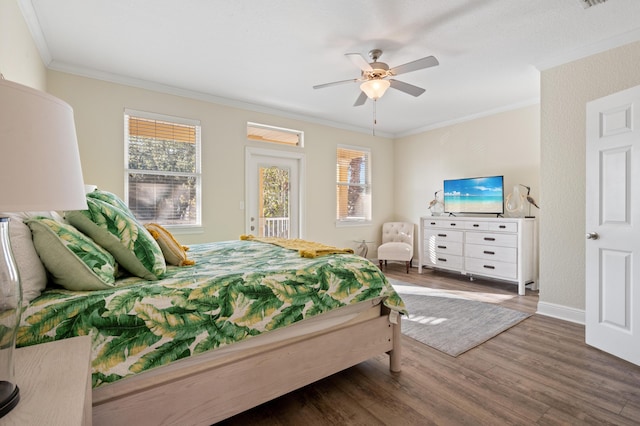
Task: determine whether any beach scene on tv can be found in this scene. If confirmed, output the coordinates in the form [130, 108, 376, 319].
[444, 176, 504, 214]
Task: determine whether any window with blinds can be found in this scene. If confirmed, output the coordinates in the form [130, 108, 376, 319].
[247, 122, 303, 147]
[124, 110, 201, 227]
[336, 145, 371, 223]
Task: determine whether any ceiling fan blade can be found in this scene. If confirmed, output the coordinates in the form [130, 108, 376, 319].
[389, 79, 426, 97]
[353, 91, 368, 107]
[313, 78, 359, 90]
[389, 55, 439, 76]
[345, 53, 373, 71]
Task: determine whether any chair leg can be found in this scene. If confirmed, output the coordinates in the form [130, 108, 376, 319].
[405, 260, 410, 274]
[379, 260, 383, 270]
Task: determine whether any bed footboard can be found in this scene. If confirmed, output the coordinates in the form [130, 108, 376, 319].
[93, 307, 401, 425]
[389, 312, 402, 373]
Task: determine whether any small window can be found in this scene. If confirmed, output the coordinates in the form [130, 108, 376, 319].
[247, 122, 303, 147]
[124, 109, 201, 227]
[336, 145, 371, 224]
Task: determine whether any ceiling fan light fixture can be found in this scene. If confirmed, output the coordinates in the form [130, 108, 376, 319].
[360, 79, 390, 100]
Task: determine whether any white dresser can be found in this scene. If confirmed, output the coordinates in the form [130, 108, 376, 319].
[418, 216, 537, 295]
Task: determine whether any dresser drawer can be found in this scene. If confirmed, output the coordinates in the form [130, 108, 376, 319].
[465, 232, 517, 248]
[423, 253, 463, 270]
[464, 221, 489, 231]
[423, 219, 444, 228]
[424, 229, 464, 244]
[424, 219, 463, 229]
[465, 244, 517, 263]
[465, 257, 517, 280]
[488, 221, 518, 233]
[425, 241, 463, 256]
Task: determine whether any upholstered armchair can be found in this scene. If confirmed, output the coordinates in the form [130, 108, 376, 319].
[377, 222, 414, 273]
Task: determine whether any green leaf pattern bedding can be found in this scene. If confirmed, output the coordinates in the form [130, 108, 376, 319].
[17, 240, 406, 388]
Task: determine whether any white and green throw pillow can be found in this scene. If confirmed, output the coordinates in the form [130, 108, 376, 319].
[26, 217, 118, 291]
[86, 189, 134, 215]
[66, 197, 166, 280]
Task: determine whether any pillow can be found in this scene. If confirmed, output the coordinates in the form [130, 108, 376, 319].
[66, 198, 166, 280]
[144, 223, 195, 266]
[1, 214, 48, 302]
[25, 217, 118, 291]
[86, 189, 133, 216]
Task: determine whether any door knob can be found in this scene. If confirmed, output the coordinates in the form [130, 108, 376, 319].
[586, 232, 599, 240]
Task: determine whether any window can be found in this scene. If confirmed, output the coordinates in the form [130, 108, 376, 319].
[125, 109, 201, 227]
[336, 145, 371, 224]
[247, 122, 303, 147]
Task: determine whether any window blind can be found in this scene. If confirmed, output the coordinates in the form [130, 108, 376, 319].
[336, 146, 371, 222]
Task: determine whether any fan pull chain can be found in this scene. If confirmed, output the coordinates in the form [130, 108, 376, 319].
[372, 100, 377, 136]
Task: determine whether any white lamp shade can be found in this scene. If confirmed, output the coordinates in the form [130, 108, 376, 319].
[0, 79, 87, 212]
[360, 79, 391, 100]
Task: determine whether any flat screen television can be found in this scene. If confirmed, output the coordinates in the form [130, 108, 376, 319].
[443, 175, 504, 215]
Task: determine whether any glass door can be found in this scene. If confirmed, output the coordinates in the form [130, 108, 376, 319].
[246, 148, 303, 239]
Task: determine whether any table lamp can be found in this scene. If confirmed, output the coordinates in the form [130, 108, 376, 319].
[0, 77, 87, 417]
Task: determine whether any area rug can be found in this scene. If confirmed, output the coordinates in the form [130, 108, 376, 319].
[389, 278, 531, 357]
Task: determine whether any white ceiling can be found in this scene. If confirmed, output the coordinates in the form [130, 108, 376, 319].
[19, 0, 640, 137]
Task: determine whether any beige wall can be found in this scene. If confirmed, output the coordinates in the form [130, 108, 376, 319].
[8, 0, 640, 319]
[46, 71, 396, 249]
[2, 0, 395, 253]
[0, 0, 46, 89]
[539, 41, 640, 316]
[394, 104, 541, 250]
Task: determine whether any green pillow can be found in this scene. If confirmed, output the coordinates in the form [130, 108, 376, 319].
[26, 217, 118, 291]
[66, 198, 166, 280]
[87, 189, 133, 215]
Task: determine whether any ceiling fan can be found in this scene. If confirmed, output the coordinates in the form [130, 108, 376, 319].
[313, 49, 439, 106]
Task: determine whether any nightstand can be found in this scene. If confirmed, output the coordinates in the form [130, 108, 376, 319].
[3, 336, 92, 425]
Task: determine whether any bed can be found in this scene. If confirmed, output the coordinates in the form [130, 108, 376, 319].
[15, 213, 406, 426]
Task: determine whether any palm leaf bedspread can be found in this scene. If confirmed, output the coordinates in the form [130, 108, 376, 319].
[17, 239, 406, 388]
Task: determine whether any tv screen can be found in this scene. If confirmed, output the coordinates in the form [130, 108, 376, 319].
[443, 175, 504, 215]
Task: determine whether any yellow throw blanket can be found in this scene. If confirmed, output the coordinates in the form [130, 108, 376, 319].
[240, 235, 354, 258]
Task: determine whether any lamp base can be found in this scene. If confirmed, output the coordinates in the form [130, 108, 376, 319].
[0, 382, 19, 418]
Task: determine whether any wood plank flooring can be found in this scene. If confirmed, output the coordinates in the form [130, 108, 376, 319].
[218, 264, 640, 425]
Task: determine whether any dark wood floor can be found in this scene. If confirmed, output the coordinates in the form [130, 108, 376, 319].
[218, 264, 640, 425]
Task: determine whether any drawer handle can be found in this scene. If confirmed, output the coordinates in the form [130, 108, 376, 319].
[450, 223, 457, 226]
[437, 233, 447, 237]
[437, 258, 447, 262]
[437, 245, 447, 249]
[483, 265, 495, 270]
[483, 251, 495, 255]
[473, 224, 479, 227]
[499, 225, 506, 229]
[430, 222, 436, 225]
[484, 237, 496, 241]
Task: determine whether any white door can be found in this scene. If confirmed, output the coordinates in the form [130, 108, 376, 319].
[585, 85, 640, 366]
[245, 147, 304, 239]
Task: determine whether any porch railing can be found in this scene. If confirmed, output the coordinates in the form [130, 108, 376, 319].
[261, 217, 289, 238]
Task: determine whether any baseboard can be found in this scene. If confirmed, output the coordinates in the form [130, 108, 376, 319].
[536, 301, 585, 325]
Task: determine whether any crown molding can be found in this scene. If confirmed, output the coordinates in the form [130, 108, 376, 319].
[535, 27, 640, 71]
[396, 98, 540, 139]
[18, 0, 52, 66]
[46, 60, 395, 139]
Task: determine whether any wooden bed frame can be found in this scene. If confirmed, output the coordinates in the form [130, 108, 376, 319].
[92, 303, 402, 425]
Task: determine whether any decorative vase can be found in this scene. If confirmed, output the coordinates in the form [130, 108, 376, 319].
[505, 185, 525, 217]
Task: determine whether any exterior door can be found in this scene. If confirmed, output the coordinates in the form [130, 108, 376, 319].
[585, 85, 640, 366]
[245, 147, 303, 239]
